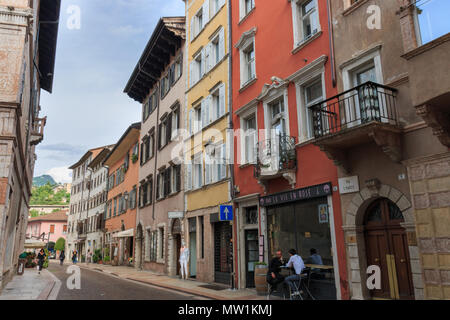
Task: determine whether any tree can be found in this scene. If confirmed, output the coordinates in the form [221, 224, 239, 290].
[54, 237, 66, 252]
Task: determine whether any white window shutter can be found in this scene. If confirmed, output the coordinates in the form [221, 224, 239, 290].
[207, 95, 213, 124]
[220, 143, 227, 179]
[189, 109, 194, 135]
[189, 61, 194, 87]
[190, 17, 195, 41]
[201, 48, 206, 77]
[186, 163, 192, 190]
[201, 100, 206, 129]
[205, 153, 211, 185]
[219, 84, 226, 117]
[203, 1, 209, 27]
[205, 43, 211, 74]
[219, 28, 225, 60]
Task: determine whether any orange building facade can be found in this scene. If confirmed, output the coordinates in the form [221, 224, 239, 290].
[231, 0, 348, 299]
[104, 123, 141, 266]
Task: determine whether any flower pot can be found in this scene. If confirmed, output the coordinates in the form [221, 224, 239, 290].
[254, 265, 268, 296]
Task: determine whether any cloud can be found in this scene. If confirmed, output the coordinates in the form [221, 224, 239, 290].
[110, 25, 144, 36]
[45, 167, 73, 184]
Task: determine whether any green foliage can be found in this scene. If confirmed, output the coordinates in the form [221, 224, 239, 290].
[30, 209, 40, 217]
[55, 237, 66, 251]
[103, 255, 110, 262]
[43, 248, 50, 268]
[30, 183, 70, 205]
[93, 248, 102, 263]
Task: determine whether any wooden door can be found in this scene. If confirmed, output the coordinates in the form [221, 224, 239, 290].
[364, 199, 414, 300]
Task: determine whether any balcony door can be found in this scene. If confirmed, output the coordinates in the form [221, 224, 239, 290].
[354, 65, 382, 123]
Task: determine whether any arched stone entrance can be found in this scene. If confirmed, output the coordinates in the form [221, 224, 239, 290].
[135, 223, 143, 270]
[364, 198, 414, 299]
[168, 218, 183, 276]
[342, 182, 424, 300]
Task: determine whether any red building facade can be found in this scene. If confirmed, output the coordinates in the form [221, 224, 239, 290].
[231, 0, 348, 299]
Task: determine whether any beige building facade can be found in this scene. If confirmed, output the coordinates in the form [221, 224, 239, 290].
[313, 0, 449, 300]
[125, 17, 186, 276]
[0, 0, 60, 289]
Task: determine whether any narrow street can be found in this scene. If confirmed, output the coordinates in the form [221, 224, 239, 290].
[47, 263, 207, 300]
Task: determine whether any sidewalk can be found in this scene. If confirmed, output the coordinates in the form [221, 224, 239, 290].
[0, 268, 58, 300]
[74, 261, 266, 300]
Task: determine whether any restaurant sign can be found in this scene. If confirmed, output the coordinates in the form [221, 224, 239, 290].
[259, 182, 332, 207]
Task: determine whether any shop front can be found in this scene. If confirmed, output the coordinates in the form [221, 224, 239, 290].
[260, 182, 340, 300]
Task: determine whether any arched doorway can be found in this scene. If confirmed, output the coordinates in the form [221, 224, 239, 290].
[364, 198, 414, 300]
[135, 224, 143, 270]
[171, 219, 182, 276]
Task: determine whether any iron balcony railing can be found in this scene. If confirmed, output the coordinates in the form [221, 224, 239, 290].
[309, 81, 398, 138]
[254, 135, 296, 178]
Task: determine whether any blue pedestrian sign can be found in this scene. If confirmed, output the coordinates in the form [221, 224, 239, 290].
[219, 205, 233, 221]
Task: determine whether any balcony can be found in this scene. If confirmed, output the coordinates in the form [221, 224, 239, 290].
[309, 81, 401, 173]
[402, 34, 450, 148]
[30, 117, 47, 146]
[254, 135, 297, 189]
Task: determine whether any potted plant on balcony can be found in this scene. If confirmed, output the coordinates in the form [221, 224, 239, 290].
[131, 153, 138, 163]
[254, 261, 268, 296]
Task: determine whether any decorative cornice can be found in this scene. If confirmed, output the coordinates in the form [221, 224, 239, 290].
[402, 33, 450, 61]
[339, 43, 382, 70]
[286, 54, 328, 83]
[257, 76, 289, 101]
[235, 27, 257, 49]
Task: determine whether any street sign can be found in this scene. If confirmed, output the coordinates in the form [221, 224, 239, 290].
[219, 205, 233, 221]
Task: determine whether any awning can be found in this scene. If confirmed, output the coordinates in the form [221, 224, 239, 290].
[113, 228, 134, 238]
[24, 240, 46, 249]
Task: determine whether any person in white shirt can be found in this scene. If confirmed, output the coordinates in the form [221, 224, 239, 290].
[179, 243, 190, 280]
[284, 249, 305, 294]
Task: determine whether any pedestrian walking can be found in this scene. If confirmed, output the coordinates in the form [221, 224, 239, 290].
[179, 243, 189, 280]
[37, 249, 46, 274]
[87, 249, 92, 263]
[59, 250, 65, 266]
[72, 250, 77, 264]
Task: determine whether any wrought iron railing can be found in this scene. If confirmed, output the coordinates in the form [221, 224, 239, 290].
[254, 135, 296, 178]
[309, 81, 398, 138]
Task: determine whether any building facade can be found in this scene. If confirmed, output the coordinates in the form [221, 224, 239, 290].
[29, 204, 69, 216]
[0, 0, 60, 289]
[183, 0, 233, 284]
[86, 147, 111, 257]
[26, 210, 68, 243]
[230, 0, 348, 298]
[124, 17, 186, 276]
[312, 0, 450, 300]
[66, 147, 104, 262]
[104, 123, 140, 266]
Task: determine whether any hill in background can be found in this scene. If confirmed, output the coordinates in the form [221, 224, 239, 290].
[33, 174, 56, 187]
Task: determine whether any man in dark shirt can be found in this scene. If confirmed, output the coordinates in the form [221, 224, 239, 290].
[266, 250, 285, 294]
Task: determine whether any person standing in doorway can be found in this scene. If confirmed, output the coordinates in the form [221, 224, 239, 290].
[87, 249, 92, 263]
[59, 250, 65, 266]
[72, 250, 77, 264]
[179, 243, 190, 280]
[37, 249, 46, 274]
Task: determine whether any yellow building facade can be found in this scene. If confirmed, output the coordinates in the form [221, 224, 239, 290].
[183, 0, 233, 284]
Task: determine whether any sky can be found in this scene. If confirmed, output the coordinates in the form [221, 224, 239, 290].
[36, 0, 185, 183]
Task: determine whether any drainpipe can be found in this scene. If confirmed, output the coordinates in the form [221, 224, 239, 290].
[227, 0, 237, 291]
[327, 0, 337, 88]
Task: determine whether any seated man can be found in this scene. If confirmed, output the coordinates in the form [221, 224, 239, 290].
[307, 248, 323, 265]
[266, 250, 285, 294]
[284, 249, 305, 295]
[306, 248, 325, 279]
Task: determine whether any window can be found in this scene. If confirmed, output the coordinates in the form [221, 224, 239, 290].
[174, 55, 183, 81]
[239, 0, 255, 19]
[303, 78, 323, 139]
[143, 100, 150, 121]
[245, 206, 258, 225]
[114, 197, 117, 216]
[129, 186, 137, 209]
[161, 74, 170, 98]
[193, 153, 203, 189]
[244, 115, 257, 164]
[237, 30, 257, 88]
[205, 28, 225, 73]
[415, 0, 449, 45]
[269, 98, 286, 136]
[171, 106, 180, 140]
[195, 104, 202, 133]
[50, 225, 55, 233]
[63, 224, 67, 233]
[171, 165, 181, 193]
[140, 181, 148, 207]
[149, 230, 157, 262]
[190, 51, 204, 87]
[204, 143, 227, 185]
[159, 227, 165, 259]
[185, 162, 193, 191]
[291, 0, 320, 47]
[244, 44, 255, 83]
